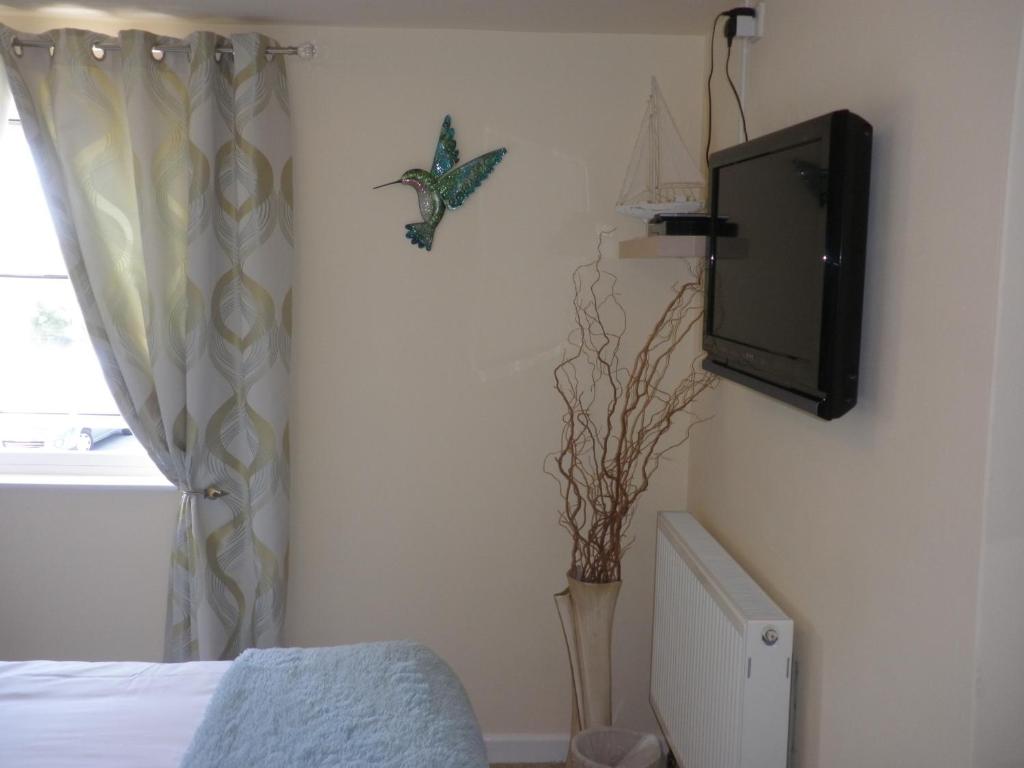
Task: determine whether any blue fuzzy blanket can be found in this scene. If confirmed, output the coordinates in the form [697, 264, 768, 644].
[180, 641, 487, 768]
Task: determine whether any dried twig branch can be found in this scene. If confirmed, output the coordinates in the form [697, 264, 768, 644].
[544, 231, 716, 583]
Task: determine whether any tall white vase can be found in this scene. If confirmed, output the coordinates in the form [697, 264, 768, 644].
[554, 575, 622, 740]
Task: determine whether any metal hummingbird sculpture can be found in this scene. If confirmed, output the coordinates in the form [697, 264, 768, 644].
[374, 115, 507, 251]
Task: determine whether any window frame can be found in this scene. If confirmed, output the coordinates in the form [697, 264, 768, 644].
[0, 115, 169, 488]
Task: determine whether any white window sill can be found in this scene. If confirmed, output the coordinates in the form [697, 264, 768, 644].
[0, 452, 174, 489]
[0, 473, 174, 489]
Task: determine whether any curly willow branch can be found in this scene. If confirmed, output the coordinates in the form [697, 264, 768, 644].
[543, 231, 717, 583]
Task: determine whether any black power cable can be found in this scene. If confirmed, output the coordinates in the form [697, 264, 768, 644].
[725, 38, 750, 143]
[705, 12, 727, 172]
[706, 8, 754, 173]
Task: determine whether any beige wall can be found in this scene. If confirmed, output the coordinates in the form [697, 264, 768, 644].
[690, 2, 1023, 768]
[0, 486, 177, 660]
[281, 23, 706, 739]
[0, 11, 708, 741]
[972, 13, 1024, 767]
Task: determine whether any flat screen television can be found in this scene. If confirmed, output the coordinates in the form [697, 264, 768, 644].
[702, 110, 872, 420]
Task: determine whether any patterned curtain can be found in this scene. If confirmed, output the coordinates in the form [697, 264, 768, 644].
[0, 59, 8, 127]
[0, 26, 293, 661]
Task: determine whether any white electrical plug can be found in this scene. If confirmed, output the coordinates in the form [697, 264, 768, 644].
[734, 12, 760, 40]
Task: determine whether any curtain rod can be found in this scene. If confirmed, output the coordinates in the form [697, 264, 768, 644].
[10, 38, 317, 59]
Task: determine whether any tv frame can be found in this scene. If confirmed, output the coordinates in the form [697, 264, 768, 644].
[702, 109, 873, 421]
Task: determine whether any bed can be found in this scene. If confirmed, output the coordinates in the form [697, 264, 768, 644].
[0, 641, 488, 768]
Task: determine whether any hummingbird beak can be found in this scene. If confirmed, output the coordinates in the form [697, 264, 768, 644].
[372, 180, 402, 189]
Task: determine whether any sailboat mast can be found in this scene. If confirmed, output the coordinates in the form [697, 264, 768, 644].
[616, 75, 704, 219]
[648, 78, 660, 199]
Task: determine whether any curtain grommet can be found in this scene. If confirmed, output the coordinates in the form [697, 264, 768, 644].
[151, 46, 164, 62]
[11, 42, 23, 57]
[91, 42, 105, 61]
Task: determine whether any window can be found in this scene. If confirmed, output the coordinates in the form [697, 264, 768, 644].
[0, 106, 167, 485]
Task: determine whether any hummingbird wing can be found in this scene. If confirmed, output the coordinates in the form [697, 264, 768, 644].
[432, 115, 460, 176]
[437, 148, 507, 209]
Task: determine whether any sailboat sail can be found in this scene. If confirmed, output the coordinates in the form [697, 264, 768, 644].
[616, 77, 704, 220]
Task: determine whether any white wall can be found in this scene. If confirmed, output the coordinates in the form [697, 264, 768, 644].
[972, 13, 1024, 768]
[0, 11, 709, 744]
[690, 2, 1023, 768]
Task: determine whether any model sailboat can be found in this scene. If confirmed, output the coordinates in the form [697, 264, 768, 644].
[616, 77, 705, 221]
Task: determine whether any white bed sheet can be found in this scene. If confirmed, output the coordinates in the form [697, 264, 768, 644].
[0, 659, 229, 767]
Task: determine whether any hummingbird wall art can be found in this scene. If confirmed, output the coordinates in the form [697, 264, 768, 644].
[374, 115, 507, 251]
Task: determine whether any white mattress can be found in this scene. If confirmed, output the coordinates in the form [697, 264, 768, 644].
[0, 659, 229, 767]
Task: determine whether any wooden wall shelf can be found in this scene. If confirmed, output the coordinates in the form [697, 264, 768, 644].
[618, 235, 705, 260]
[617, 214, 714, 259]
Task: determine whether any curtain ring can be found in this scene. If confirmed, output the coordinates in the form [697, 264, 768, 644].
[91, 42, 106, 61]
[11, 42, 23, 57]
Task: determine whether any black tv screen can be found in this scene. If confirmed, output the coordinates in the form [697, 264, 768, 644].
[702, 110, 872, 420]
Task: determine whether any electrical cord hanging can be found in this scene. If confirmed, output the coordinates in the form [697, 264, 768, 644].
[706, 9, 752, 174]
[725, 39, 749, 143]
[705, 12, 726, 173]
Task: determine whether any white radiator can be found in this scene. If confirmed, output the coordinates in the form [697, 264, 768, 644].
[651, 512, 793, 768]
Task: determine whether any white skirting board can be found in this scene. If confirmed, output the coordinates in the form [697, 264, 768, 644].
[484, 733, 569, 764]
[485, 733, 668, 763]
